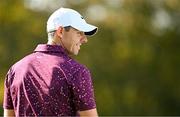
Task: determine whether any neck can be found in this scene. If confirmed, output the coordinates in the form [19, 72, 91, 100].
[47, 37, 70, 55]
[47, 38, 60, 46]
[47, 38, 67, 50]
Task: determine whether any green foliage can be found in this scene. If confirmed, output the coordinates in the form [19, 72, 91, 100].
[0, 0, 180, 115]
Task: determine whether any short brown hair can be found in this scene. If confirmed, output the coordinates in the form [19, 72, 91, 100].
[64, 26, 71, 32]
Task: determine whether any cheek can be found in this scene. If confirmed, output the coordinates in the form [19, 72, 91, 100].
[63, 35, 76, 50]
[62, 32, 80, 47]
[70, 34, 80, 44]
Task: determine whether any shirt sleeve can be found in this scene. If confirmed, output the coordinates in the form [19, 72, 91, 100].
[3, 69, 14, 109]
[71, 66, 96, 111]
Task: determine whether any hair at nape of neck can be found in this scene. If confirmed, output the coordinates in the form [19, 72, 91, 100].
[47, 26, 71, 40]
[48, 31, 56, 40]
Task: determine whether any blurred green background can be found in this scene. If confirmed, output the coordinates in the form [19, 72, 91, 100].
[0, 0, 180, 116]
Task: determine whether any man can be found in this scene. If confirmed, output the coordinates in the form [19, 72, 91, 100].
[3, 7, 98, 116]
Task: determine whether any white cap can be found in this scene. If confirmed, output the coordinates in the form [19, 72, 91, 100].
[47, 7, 98, 36]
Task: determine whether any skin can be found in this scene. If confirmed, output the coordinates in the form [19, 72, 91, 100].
[79, 108, 98, 117]
[48, 26, 88, 55]
[4, 26, 98, 117]
[4, 109, 15, 117]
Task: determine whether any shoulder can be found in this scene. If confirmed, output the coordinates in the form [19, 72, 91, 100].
[68, 59, 92, 83]
[10, 53, 36, 72]
[5, 53, 36, 81]
[65, 58, 90, 75]
[61, 57, 91, 82]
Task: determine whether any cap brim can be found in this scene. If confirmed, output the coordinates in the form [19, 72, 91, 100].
[84, 28, 98, 36]
[72, 22, 98, 36]
[83, 23, 98, 36]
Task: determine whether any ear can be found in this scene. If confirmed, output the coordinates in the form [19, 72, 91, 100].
[56, 26, 63, 38]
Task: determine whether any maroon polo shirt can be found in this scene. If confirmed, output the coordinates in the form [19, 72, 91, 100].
[3, 44, 96, 116]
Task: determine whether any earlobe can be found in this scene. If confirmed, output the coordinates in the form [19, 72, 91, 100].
[56, 26, 63, 38]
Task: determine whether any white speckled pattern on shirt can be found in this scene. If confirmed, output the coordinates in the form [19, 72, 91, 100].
[3, 44, 96, 116]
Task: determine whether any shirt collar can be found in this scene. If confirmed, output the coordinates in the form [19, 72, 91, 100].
[34, 44, 67, 55]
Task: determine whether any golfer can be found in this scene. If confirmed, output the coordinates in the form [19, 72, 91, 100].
[3, 7, 98, 116]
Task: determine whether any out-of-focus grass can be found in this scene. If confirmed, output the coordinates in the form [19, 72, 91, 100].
[0, 82, 4, 103]
[0, 107, 3, 115]
[0, 80, 4, 115]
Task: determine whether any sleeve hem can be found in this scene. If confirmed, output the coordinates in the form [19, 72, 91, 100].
[78, 105, 96, 111]
[3, 105, 14, 110]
